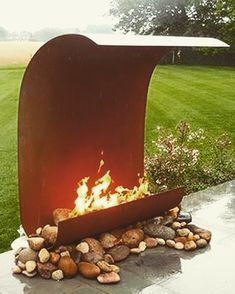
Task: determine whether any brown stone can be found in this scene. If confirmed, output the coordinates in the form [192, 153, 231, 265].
[174, 236, 188, 244]
[82, 238, 104, 255]
[81, 252, 103, 264]
[70, 251, 82, 265]
[107, 245, 130, 262]
[53, 208, 71, 225]
[187, 224, 212, 242]
[50, 252, 60, 264]
[37, 262, 57, 279]
[121, 229, 144, 248]
[99, 233, 117, 249]
[184, 240, 197, 251]
[41, 225, 58, 245]
[27, 237, 45, 251]
[144, 237, 158, 248]
[18, 248, 38, 263]
[103, 254, 115, 264]
[97, 261, 120, 273]
[58, 256, 78, 278]
[196, 239, 208, 248]
[97, 272, 120, 284]
[110, 227, 127, 239]
[78, 262, 100, 279]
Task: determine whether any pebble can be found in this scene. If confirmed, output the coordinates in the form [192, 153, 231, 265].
[99, 233, 117, 249]
[81, 252, 103, 264]
[171, 222, 181, 230]
[166, 240, 176, 248]
[180, 222, 187, 228]
[25, 260, 37, 273]
[50, 252, 61, 264]
[177, 228, 190, 237]
[153, 216, 164, 224]
[139, 241, 147, 251]
[58, 256, 78, 278]
[12, 265, 22, 274]
[187, 232, 194, 241]
[184, 240, 197, 251]
[168, 206, 180, 219]
[107, 245, 130, 262]
[130, 248, 142, 254]
[83, 238, 104, 255]
[104, 254, 115, 264]
[97, 261, 120, 273]
[160, 215, 174, 226]
[41, 225, 58, 245]
[176, 211, 192, 223]
[60, 251, 70, 257]
[76, 242, 89, 254]
[15, 247, 24, 257]
[78, 262, 101, 279]
[53, 208, 71, 225]
[17, 260, 26, 270]
[144, 237, 158, 248]
[143, 224, 176, 240]
[193, 234, 200, 241]
[156, 238, 166, 246]
[38, 248, 50, 263]
[110, 227, 128, 239]
[174, 237, 188, 244]
[97, 272, 120, 284]
[36, 227, 42, 235]
[121, 229, 144, 248]
[51, 269, 64, 281]
[22, 270, 37, 278]
[174, 242, 184, 250]
[187, 225, 212, 242]
[70, 251, 81, 265]
[58, 246, 67, 252]
[196, 239, 208, 248]
[18, 248, 38, 263]
[27, 237, 45, 251]
[37, 262, 57, 279]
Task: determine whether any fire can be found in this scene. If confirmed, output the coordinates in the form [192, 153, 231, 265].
[70, 161, 150, 217]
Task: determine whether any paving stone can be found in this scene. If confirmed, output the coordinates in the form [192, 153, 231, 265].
[0, 180, 234, 294]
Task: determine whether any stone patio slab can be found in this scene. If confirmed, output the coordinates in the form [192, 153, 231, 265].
[0, 180, 234, 294]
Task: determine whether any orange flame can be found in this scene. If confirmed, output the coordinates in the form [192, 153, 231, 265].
[70, 161, 150, 217]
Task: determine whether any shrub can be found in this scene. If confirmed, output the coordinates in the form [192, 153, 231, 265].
[145, 121, 235, 194]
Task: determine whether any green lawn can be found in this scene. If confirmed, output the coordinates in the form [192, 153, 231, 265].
[0, 65, 234, 253]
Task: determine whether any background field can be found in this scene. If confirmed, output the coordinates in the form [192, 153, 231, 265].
[0, 64, 234, 253]
[0, 42, 42, 66]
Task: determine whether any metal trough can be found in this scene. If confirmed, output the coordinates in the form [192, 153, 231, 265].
[18, 34, 228, 243]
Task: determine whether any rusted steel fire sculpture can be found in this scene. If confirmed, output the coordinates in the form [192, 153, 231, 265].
[18, 34, 228, 245]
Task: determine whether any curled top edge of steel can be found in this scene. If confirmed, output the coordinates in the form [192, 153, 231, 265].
[84, 33, 229, 48]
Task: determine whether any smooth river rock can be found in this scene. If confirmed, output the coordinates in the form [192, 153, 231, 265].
[107, 245, 130, 262]
[143, 224, 176, 240]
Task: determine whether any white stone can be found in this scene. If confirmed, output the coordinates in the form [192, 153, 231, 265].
[38, 248, 50, 263]
[138, 241, 147, 252]
[177, 228, 190, 237]
[76, 242, 89, 254]
[174, 242, 184, 250]
[156, 238, 166, 246]
[52, 269, 64, 281]
[166, 240, 176, 248]
[172, 222, 181, 230]
[26, 260, 37, 273]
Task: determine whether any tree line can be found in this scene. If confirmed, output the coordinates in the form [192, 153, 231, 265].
[110, 0, 235, 65]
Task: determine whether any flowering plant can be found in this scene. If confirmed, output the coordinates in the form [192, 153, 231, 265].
[145, 121, 235, 194]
